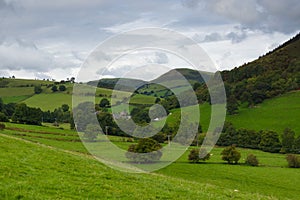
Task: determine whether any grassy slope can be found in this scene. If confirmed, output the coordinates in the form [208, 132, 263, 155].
[1, 123, 299, 199]
[0, 134, 270, 200]
[167, 91, 299, 135]
[227, 91, 300, 134]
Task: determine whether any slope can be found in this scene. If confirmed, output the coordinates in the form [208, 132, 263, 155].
[0, 134, 271, 199]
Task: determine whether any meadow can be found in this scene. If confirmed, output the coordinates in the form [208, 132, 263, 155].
[1, 122, 299, 199]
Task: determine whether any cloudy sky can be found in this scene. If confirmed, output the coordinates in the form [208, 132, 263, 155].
[0, 0, 299, 80]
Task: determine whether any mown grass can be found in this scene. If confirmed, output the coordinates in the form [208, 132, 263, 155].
[0, 133, 273, 200]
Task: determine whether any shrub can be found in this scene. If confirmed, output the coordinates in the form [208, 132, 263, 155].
[286, 154, 300, 168]
[221, 145, 241, 164]
[126, 138, 162, 163]
[0, 112, 9, 122]
[188, 148, 210, 163]
[59, 85, 66, 91]
[34, 85, 42, 94]
[0, 123, 5, 130]
[245, 154, 259, 166]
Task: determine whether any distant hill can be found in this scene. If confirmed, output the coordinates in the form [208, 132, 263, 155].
[152, 68, 212, 84]
[87, 78, 147, 92]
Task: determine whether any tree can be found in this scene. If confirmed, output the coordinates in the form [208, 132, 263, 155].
[259, 130, 282, 153]
[0, 112, 9, 122]
[34, 85, 42, 94]
[84, 124, 100, 142]
[245, 154, 259, 166]
[61, 104, 70, 112]
[294, 136, 300, 154]
[51, 85, 58, 92]
[99, 98, 110, 108]
[188, 148, 210, 163]
[221, 145, 241, 164]
[227, 95, 239, 115]
[59, 85, 66, 91]
[126, 138, 162, 163]
[12, 103, 43, 125]
[0, 97, 4, 112]
[281, 128, 295, 153]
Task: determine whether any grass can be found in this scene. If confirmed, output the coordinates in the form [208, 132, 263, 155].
[227, 91, 300, 135]
[157, 147, 300, 199]
[0, 87, 34, 97]
[0, 132, 274, 199]
[1, 123, 300, 199]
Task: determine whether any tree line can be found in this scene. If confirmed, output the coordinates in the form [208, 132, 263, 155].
[216, 123, 300, 154]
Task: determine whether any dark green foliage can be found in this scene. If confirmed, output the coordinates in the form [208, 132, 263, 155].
[3, 103, 16, 117]
[245, 154, 259, 166]
[126, 138, 162, 163]
[12, 103, 43, 125]
[281, 128, 295, 153]
[259, 131, 282, 153]
[0, 112, 9, 122]
[84, 124, 100, 142]
[130, 107, 151, 124]
[217, 123, 238, 146]
[286, 154, 300, 168]
[188, 148, 210, 163]
[0, 98, 4, 112]
[205, 34, 300, 106]
[294, 136, 300, 154]
[61, 104, 69, 112]
[151, 132, 166, 143]
[221, 145, 241, 164]
[227, 95, 239, 115]
[34, 85, 43, 94]
[58, 85, 66, 91]
[0, 123, 5, 130]
[51, 85, 58, 92]
[99, 98, 110, 108]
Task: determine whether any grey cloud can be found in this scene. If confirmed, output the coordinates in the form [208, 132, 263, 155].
[182, 0, 300, 33]
[226, 31, 247, 43]
[202, 32, 223, 42]
[153, 52, 169, 64]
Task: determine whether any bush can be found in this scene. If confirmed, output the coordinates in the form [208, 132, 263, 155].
[126, 138, 162, 163]
[34, 85, 43, 94]
[286, 154, 300, 168]
[245, 154, 259, 166]
[188, 148, 210, 163]
[0, 112, 9, 122]
[0, 123, 5, 130]
[59, 85, 66, 91]
[221, 145, 241, 164]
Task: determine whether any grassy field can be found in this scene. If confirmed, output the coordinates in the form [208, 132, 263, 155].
[0, 127, 275, 199]
[167, 91, 300, 135]
[1, 122, 299, 199]
[227, 91, 300, 135]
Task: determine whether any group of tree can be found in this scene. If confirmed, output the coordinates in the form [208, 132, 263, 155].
[0, 97, 72, 126]
[51, 85, 66, 92]
[188, 145, 259, 166]
[217, 123, 300, 154]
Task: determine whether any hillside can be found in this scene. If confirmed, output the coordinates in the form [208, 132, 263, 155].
[0, 133, 275, 199]
[221, 33, 300, 105]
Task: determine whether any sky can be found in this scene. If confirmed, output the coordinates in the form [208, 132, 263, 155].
[0, 0, 299, 81]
